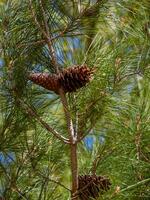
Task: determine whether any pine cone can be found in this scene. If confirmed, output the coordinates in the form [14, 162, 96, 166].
[78, 175, 111, 200]
[28, 65, 94, 94]
[28, 73, 59, 93]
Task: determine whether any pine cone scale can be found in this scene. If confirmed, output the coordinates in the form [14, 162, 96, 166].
[78, 175, 111, 200]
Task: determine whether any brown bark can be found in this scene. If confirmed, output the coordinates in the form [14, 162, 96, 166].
[59, 89, 78, 199]
[70, 143, 78, 200]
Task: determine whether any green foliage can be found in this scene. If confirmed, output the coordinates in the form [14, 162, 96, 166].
[0, 0, 150, 199]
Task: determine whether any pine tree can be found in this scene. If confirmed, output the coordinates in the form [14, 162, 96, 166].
[0, 0, 149, 200]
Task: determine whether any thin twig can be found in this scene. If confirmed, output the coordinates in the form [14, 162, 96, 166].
[109, 178, 150, 199]
[17, 39, 46, 48]
[91, 146, 106, 175]
[29, 0, 59, 73]
[120, 178, 150, 193]
[135, 114, 142, 161]
[39, 0, 59, 73]
[118, 71, 142, 82]
[19, 99, 70, 144]
[48, 178, 71, 192]
[38, 172, 71, 192]
[59, 88, 76, 143]
[47, 0, 103, 43]
[91, 147, 116, 175]
[77, 93, 107, 142]
[29, 0, 48, 39]
[77, 126, 93, 142]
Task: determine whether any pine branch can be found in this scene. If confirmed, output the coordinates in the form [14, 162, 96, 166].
[91, 146, 107, 175]
[117, 71, 142, 83]
[120, 178, 150, 193]
[59, 89, 76, 143]
[38, 0, 77, 142]
[29, 0, 59, 73]
[38, 172, 71, 192]
[39, 0, 59, 73]
[77, 126, 93, 142]
[77, 93, 108, 142]
[49, 0, 103, 42]
[110, 178, 150, 199]
[29, 0, 47, 39]
[29, 1, 78, 198]
[19, 99, 70, 144]
[91, 147, 116, 175]
[59, 88, 78, 199]
[17, 39, 46, 48]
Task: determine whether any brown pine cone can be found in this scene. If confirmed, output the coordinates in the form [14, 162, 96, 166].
[28, 65, 95, 94]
